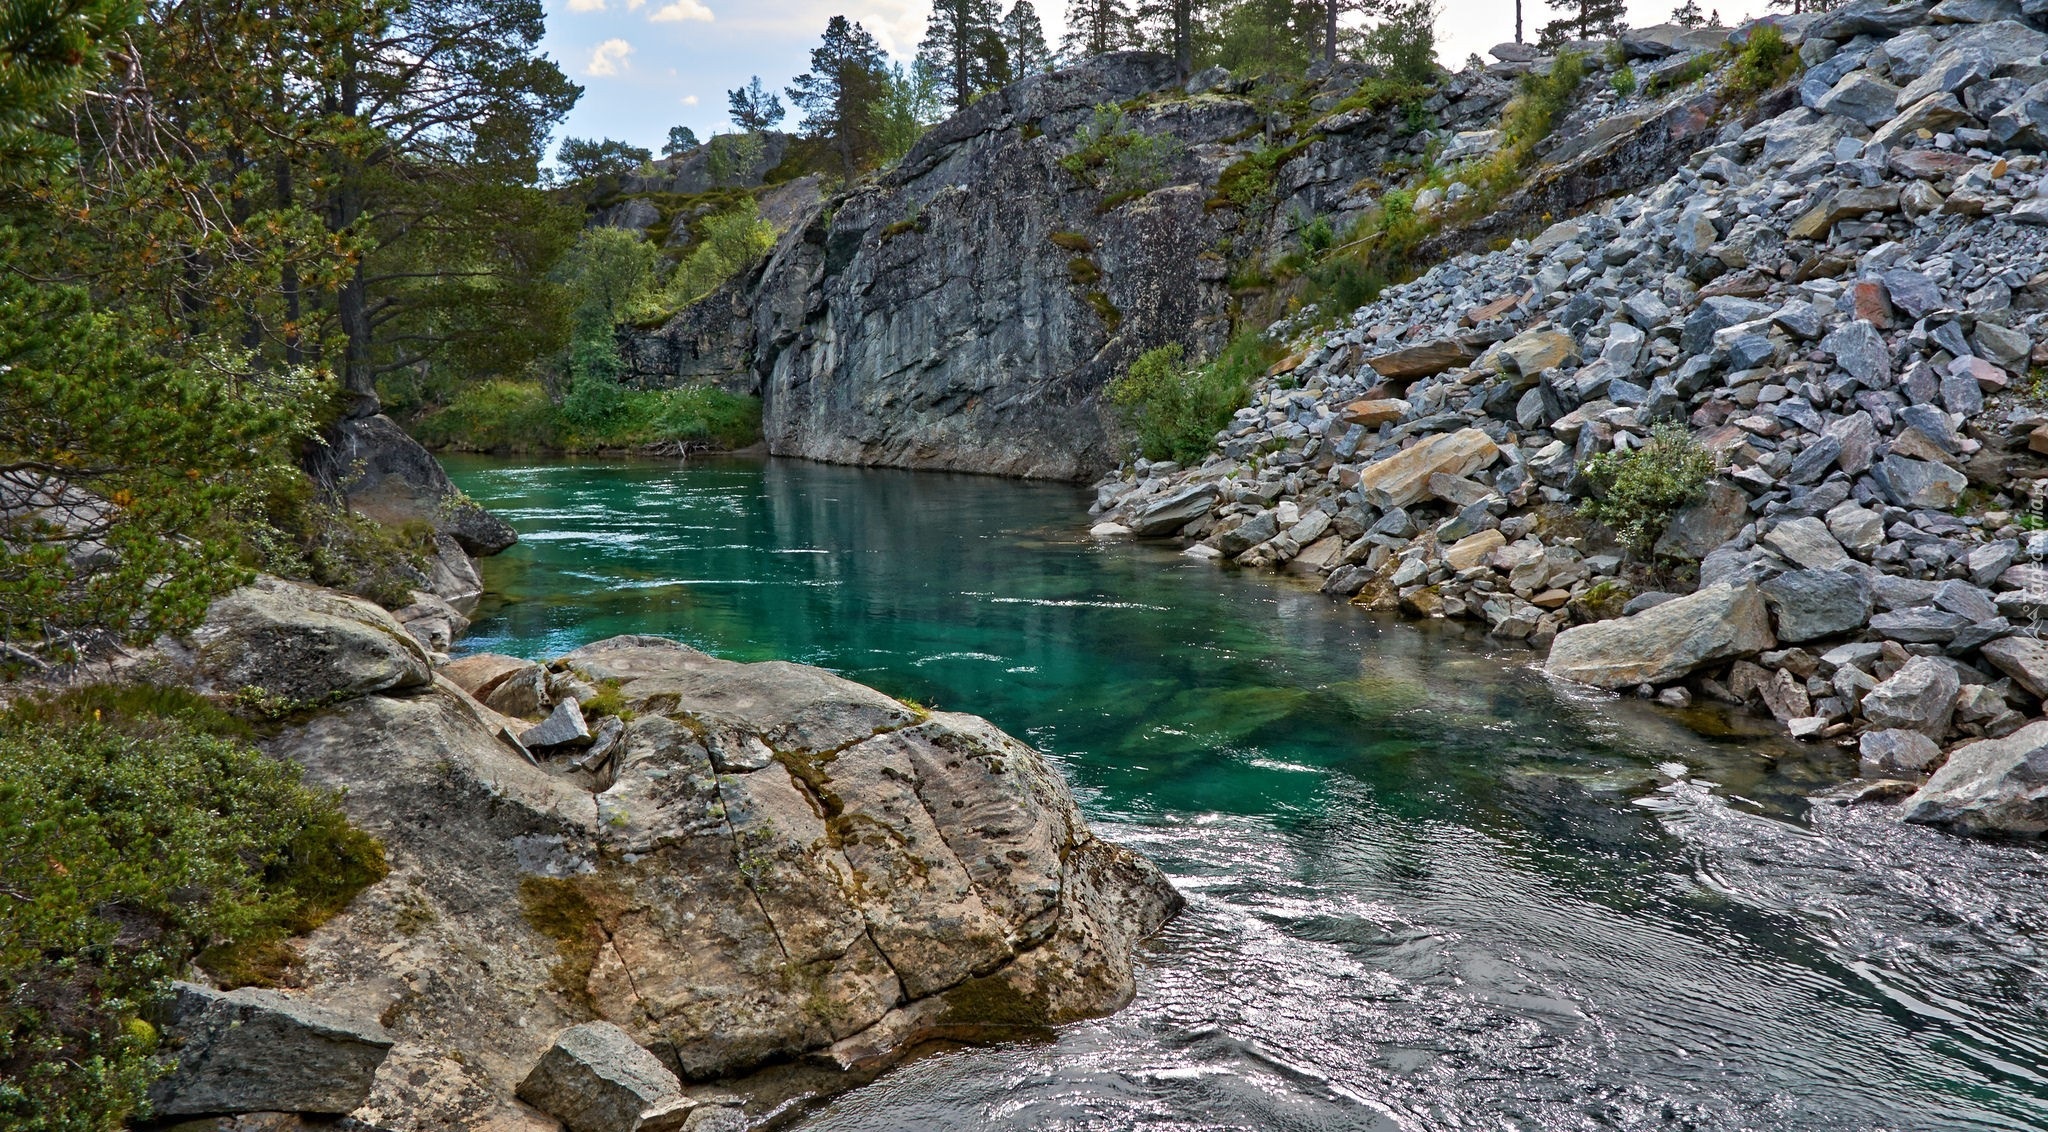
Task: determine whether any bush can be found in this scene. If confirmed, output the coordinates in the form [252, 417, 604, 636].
[664, 199, 775, 310]
[1580, 424, 1716, 553]
[1059, 105, 1183, 200]
[0, 690, 384, 1130]
[1611, 65, 1637, 97]
[1724, 24, 1798, 101]
[703, 132, 766, 186]
[1107, 331, 1277, 463]
[409, 379, 761, 455]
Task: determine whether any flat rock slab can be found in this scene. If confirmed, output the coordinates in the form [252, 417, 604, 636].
[1544, 583, 1775, 689]
[441, 652, 535, 698]
[1358, 429, 1502, 510]
[148, 982, 394, 1116]
[1366, 338, 1480, 381]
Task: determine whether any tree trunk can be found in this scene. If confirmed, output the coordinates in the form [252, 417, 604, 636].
[328, 41, 378, 419]
[1516, 0, 1524, 43]
[1176, 0, 1194, 78]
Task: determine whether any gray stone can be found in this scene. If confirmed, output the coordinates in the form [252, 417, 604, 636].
[1823, 319, 1892, 386]
[1901, 720, 2048, 836]
[1817, 71, 1905, 126]
[1764, 516, 1852, 570]
[1929, 0, 2020, 21]
[1968, 541, 2021, 588]
[1933, 579, 2000, 622]
[1215, 509, 1279, 557]
[1683, 297, 1775, 356]
[1875, 454, 1967, 510]
[1990, 79, 2048, 147]
[1860, 728, 1944, 776]
[524, 697, 594, 749]
[1826, 412, 1879, 475]
[1762, 569, 1875, 643]
[1872, 93, 1974, 148]
[1893, 47, 1996, 111]
[149, 982, 394, 1116]
[1544, 583, 1775, 689]
[1873, 574, 1940, 610]
[1870, 606, 1975, 643]
[1861, 655, 1961, 737]
[1981, 635, 2048, 697]
[517, 1022, 694, 1132]
[1974, 320, 2031, 372]
[1652, 481, 1750, 559]
[1128, 483, 1220, 537]
[1880, 269, 1945, 320]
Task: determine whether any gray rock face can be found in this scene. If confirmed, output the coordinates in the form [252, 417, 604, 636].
[1901, 720, 2048, 835]
[321, 412, 517, 564]
[139, 576, 431, 706]
[149, 982, 394, 1116]
[517, 1022, 694, 1132]
[1544, 583, 1776, 689]
[1862, 656, 1961, 738]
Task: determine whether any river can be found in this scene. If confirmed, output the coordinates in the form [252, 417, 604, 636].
[443, 453, 2048, 1132]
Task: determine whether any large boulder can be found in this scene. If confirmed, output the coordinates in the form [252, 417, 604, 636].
[1357, 429, 1502, 510]
[517, 1022, 694, 1132]
[1128, 482, 1220, 537]
[257, 634, 1178, 1126]
[323, 414, 515, 557]
[1900, 721, 2048, 836]
[137, 576, 431, 707]
[1861, 656, 1960, 738]
[148, 983, 394, 1117]
[1543, 583, 1775, 689]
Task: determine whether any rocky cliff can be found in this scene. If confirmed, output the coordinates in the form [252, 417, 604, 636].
[1092, 0, 2048, 837]
[618, 51, 1564, 478]
[118, 580, 1179, 1130]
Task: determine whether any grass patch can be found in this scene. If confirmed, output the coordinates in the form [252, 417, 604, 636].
[0, 691, 385, 1129]
[1211, 138, 1314, 214]
[1085, 291, 1122, 330]
[1059, 104, 1184, 200]
[1068, 256, 1103, 287]
[1049, 230, 1093, 252]
[409, 379, 762, 455]
[1106, 330, 1278, 463]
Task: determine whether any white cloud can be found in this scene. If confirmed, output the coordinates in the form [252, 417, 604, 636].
[566, 0, 606, 10]
[586, 38, 634, 76]
[681, 94, 700, 105]
[649, 0, 713, 21]
[626, 0, 645, 8]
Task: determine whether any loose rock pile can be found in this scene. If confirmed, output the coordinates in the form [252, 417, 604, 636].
[1096, 0, 2048, 836]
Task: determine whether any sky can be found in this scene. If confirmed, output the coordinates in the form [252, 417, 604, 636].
[535, 0, 1774, 157]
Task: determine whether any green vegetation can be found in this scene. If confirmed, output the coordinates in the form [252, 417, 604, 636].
[663, 199, 777, 309]
[1107, 331, 1279, 463]
[1724, 24, 1799, 102]
[0, 688, 384, 1130]
[1643, 52, 1717, 97]
[1611, 65, 1637, 98]
[1213, 139, 1313, 213]
[412, 380, 762, 455]
[1049, 230, 1093, 252]
[1060, 104, 1184, 200]
[1580, 424, 1716, 553]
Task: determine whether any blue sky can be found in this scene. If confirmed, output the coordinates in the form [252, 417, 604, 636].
[537, 0, 1770, 157]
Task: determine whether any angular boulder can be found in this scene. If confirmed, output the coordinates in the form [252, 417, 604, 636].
[148, 982, 394, 1117]
[1543, 583, 1775, 689]
[1128, 482, 1219, 537]
[1365, 338, 1479, 381]
[517, 1022, 694, 1132]
[1981, 635, 2048, 698]
[1861, 656, 1960, 738]
[1901, 721, 2048, 836]
[1761, 569, 1873, 643]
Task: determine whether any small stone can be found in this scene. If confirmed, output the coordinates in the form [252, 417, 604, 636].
[523, 698, 593, 749]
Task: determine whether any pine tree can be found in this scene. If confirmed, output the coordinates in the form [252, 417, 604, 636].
[1670, 0, 1704, 25]
[728, 75, 787, 132]
[557, 137, 653, 180]
[1062, 0, 1133, 58]
[1002, 1, 1053, 77]
[1538, 0, 1626, 47]
[665, 125, 701, 155]
[919, 0, 1008, 112]
[787, 16, 893, 178]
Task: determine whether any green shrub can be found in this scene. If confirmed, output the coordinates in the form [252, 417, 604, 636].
[408, 379, 560, 451]
[703, 131, 766, 186]
[664, 198, 775, 310]
[1611, 65, 1637, 97]
[1059, 105, 1184, 200]
[1580, 424, 1716, 553]
[1107, 331, 1277, 463]
[0, 692, 385, 1130]
[409, 379, 761, 455]
[1724, 24, 1798, 101]
[1213, 139, 1311, 213]
[1643, 52, 1716, 97]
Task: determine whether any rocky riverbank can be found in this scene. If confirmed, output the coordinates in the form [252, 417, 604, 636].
[1094, 0, 2048, 837]
[55, 423, 1180, 1130]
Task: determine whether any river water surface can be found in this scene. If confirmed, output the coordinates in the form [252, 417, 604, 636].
[443, 454, 2048, 1132]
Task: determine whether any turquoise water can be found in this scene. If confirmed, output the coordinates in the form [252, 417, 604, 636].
[446, 454, 2048, 1132]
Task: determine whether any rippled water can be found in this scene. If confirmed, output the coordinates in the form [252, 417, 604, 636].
[443, 454, 2048, 1131]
